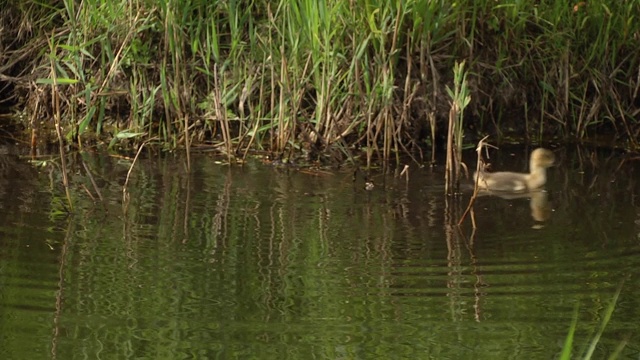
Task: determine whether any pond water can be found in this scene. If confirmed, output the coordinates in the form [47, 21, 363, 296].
[0, 145, 639, 359]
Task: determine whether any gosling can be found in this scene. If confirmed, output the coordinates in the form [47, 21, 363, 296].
[474, 148, 555, 192]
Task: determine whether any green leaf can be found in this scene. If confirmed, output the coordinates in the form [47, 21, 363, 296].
[36, 78, 79, 85]
[116, 130, 145, 139]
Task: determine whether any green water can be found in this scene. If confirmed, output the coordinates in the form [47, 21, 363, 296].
[0, 147, 638, 359]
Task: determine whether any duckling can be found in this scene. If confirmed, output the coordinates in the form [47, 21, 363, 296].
[474, 148, 555, 192]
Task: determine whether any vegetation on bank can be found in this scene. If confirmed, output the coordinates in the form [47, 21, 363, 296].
[0, 0, 639, 163]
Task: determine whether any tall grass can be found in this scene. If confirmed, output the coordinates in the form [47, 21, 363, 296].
[1, 0, 640, 161]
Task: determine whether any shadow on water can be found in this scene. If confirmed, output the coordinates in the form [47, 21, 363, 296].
[0, 145, 639, 359]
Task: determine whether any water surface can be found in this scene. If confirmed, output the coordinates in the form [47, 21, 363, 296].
[1, 146, 639, 359]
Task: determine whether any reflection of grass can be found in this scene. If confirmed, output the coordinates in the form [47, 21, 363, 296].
[560, 281, 625, 360]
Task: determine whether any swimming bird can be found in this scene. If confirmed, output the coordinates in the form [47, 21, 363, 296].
[474, 148, 555, 192]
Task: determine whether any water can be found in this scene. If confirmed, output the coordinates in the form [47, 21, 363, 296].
[0, 146, 639, 359]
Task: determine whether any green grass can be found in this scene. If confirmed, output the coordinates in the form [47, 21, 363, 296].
[560, 281, 626, 360]
[1, 0, 640, 159]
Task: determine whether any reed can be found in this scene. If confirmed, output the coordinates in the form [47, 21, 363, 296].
[445, 61, 470, 195]
[1, 0, 640, 159]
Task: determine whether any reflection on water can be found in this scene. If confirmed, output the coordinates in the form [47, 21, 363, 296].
[0, 146, 639, 359]
[476, 189, 551, 226]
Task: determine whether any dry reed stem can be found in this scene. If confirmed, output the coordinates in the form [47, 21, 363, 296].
[458, 136, 496, 227]
[81, 161, 103, 202]
[122, 138, 153, 214]
[183, 113, 191, 171]
[49, 35, 73, 212]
